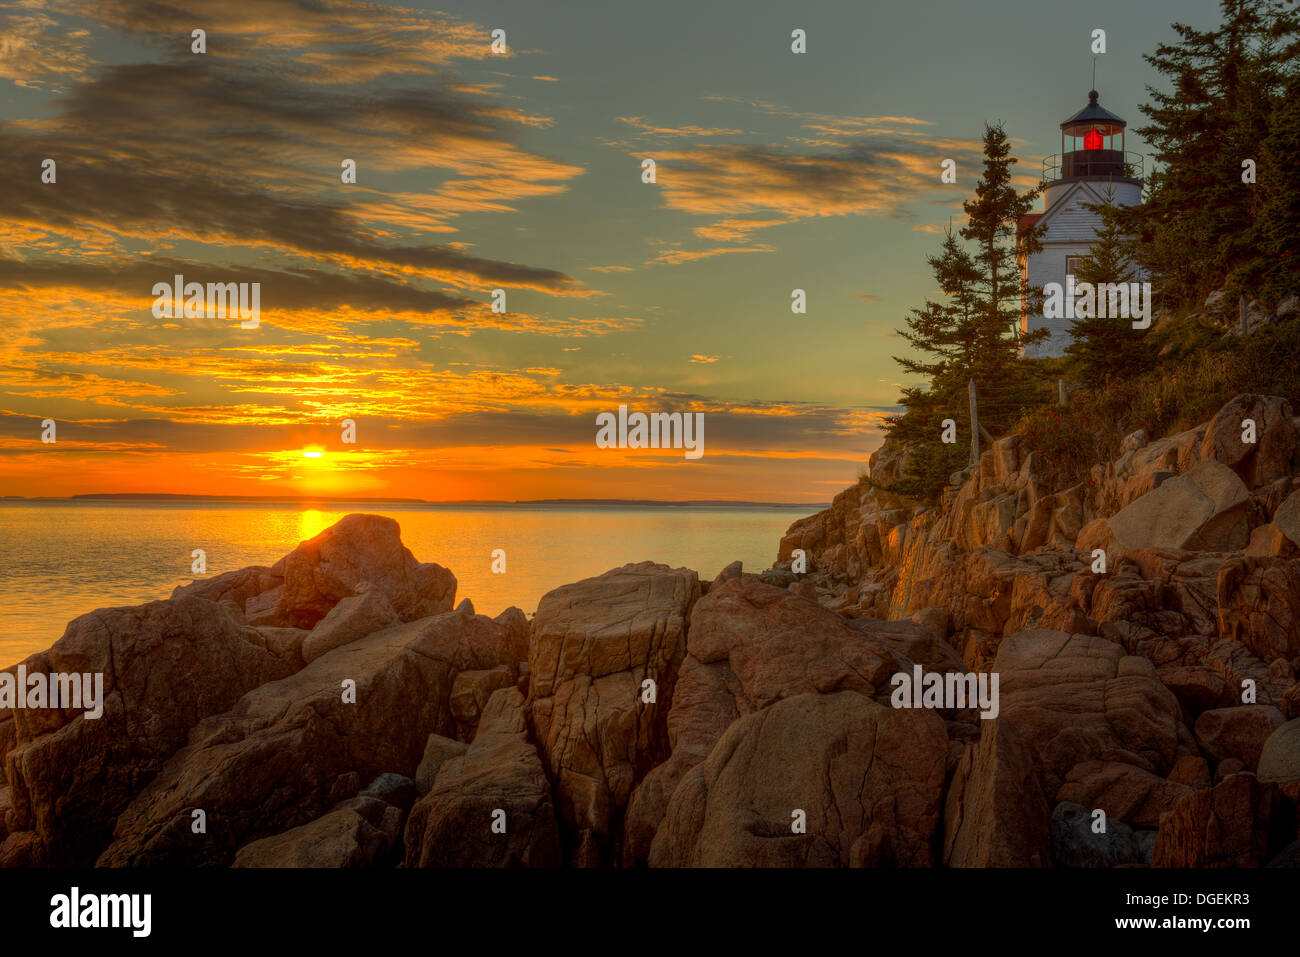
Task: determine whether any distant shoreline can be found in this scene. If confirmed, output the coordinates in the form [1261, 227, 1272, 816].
[0, 494, 828, 509]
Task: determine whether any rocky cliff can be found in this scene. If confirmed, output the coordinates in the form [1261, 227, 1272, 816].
[771, 391, 1300, 865]
[3, 426, 1299, 866]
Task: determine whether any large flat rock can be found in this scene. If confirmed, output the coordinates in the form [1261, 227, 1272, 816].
[943, 717, 1052, 867]
[405, 688, 561, 867]
[649, 691, 947, 867]
[1, 597, 292, 866]
[97, 605, 526, 867]
[993, 630, 1185, 797]
[1108, 460, 1249, 552]
[270, 514, 456, 628]
[622, 577, 919, 864]
[527, 562, 699, 863]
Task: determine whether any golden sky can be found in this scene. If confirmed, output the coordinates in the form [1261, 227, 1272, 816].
[0, 0, 1203, 501]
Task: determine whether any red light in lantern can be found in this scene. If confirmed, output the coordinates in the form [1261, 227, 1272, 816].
[1083, 129, 1103, 150]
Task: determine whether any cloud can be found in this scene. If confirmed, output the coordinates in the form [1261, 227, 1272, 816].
[553, 317, 646, 336]
[0, 8, 597, 334]
[648, 244, 775, 265]
[854, 292, 884, 302]
[0, 9, 94, 90]
[81, 0, 495, 82]
[616, 116, 746, 138]
[647, 134, 984, 243]
[628, 97, 993, 245]
[691, 218, 788, 242]
[2, 66, 585, 274]
[0, 399, 890, 456]
[0, 257, 487, 324]
[688, 354, 718, 364]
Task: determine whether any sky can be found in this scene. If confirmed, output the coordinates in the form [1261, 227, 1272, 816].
[0, 0, 1223, 502]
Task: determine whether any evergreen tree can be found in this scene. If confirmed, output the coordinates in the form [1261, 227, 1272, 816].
[882, 124, 1049, 498]
[1124, 0, 1289, 307]
[1065, 189, 1155, 382]
[1248, 70, 1300, 299]
[959, 124, 1050, 431]
[882, 231, 983, 494]
[894, 230, 983, 386]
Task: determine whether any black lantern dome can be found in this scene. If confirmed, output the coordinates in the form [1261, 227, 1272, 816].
[1046, 90, 1141, 181]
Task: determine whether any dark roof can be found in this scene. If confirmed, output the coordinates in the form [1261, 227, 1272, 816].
[1017, 213, 1043, 232]
[1061, 90, 1126, 129]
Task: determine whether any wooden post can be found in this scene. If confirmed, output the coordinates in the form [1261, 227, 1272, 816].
[1058, 378, 1067, 406]
[1239, 294, 1247, 334]
[968, 378, 980, 468]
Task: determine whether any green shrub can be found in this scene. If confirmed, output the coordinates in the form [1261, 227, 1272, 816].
[1014, 319, 1300, 493]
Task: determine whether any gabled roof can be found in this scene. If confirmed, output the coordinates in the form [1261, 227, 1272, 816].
[1033, 179, 1113, 234]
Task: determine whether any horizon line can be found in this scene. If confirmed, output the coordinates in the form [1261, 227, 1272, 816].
[0, 493, 830, 508]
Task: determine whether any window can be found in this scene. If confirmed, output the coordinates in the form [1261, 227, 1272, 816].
[1066, 255, 1083, 278]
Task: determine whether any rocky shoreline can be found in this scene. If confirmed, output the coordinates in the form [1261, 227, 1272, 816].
[3, 393, 1299, 867]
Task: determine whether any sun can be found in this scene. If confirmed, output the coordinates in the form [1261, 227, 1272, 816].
[301, 446, 325, 459]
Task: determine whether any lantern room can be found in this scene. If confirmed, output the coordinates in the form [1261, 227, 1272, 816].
[1058, 89, 1127, 178]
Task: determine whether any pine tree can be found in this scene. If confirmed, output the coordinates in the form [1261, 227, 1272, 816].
[1065, 189, 1155, 382]
[894, 230, 983, 385]
[881, 231, 983, 494]
[958, 123, 1049, 434]
[1124, 0, 1288, 307]
[1248, 70, 1300, 300]
[883, 124, 1049, 498]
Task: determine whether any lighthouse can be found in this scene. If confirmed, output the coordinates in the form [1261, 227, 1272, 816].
[1019, 90, 1144, 357]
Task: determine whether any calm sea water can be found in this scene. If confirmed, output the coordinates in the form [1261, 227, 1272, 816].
[0, 501, 814, 667]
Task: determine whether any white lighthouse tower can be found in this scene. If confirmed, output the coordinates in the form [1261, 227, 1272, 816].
[1019, 90, 1144, 357]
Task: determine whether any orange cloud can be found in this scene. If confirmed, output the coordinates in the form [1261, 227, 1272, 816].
[0, 10, 93, 89]
[616, 116, 746, 138]
[648, 244, 775, 265]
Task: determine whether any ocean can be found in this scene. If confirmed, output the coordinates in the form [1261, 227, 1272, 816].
[0, 500, 815, 667]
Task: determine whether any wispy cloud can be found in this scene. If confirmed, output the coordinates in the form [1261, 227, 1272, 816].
[648, 244, 775, 265]
[616, 116, 747, 138]
[649, 138, 982, 243]
[84, 0, 497, 81]
[0, 8, 94, 90]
